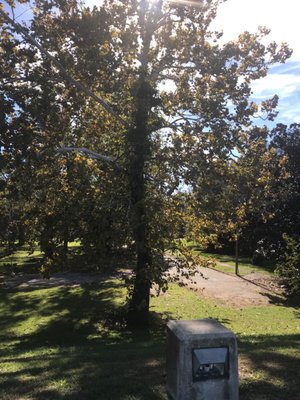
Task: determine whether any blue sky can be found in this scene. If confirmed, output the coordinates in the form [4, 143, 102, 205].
[3, 0, 300, 129]
[212, 0, 300, 128]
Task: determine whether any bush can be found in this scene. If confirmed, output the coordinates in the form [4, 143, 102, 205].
[276, 234, 300, 299]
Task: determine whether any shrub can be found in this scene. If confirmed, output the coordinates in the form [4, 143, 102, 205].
[276, 234, 300, 299]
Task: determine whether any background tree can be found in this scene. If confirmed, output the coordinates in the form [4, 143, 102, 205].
[270, 123, 300, 237]
[276, 234, 300, 299]
[183, 126, 287, 274]
[237, 123, 300, 268]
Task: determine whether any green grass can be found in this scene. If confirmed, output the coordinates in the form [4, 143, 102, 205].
[175, 239, 274, 277]
[0, 242, 83, 275]
[0, 280, 167, 400]
[0, 278, 299, 399]
[0, 248, 42, 277]
[0, 246, 299, 399]
[199, 251, 273, 276]
[1, 242, 270, 278]
[152, 285, 300, 400]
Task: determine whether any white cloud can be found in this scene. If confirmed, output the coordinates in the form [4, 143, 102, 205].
[252, 68, 300, 125]
[278, 107, 300, 124]
[251, 72, 300, 98]
[249, 70, 300, 124]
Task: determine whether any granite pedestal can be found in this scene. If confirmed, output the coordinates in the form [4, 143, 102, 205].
[166, 319, 239, 400]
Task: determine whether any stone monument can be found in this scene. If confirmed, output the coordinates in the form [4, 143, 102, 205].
[166, 319, 239, 400]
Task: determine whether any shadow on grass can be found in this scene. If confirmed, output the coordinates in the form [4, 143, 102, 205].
[1, 280, 299, 400]
[239, 334, 300, 400]
[0, 281, 167, 400]
[238, 275, 284, 299]
[0, 257, 41, 276]
[260, 291, 300, 308]
[0, 341, 167, 399]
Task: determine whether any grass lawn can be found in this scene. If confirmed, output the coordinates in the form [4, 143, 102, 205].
[0, 242, 82, 276]
[0, 276, 299, 400]
[175, 240, 274, 277]
[0, 247, 43, 274]
[199, 251, 273, 276]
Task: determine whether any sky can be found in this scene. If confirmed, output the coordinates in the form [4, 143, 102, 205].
[212, 0, 300, 128]
[3, 0, 300, 129]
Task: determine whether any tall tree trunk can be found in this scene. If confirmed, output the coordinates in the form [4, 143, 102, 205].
[40, 216, 54, 259]
[235, 232, 239, 275]
[126, 0, 161, 326]
[62, 227, 69, 270]
[63, 236, 68, 256]
[127, 78, 152, 327]
[18, 222, 25, 246]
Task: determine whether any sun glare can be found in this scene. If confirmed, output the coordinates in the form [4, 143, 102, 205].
[168, 0, 203, 7]
[148, 0, 203, 7]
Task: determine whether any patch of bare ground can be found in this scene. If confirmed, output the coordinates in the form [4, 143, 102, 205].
[1, 266, 285, 308]
[241, 272, 284, 295]
[166, 267, 285, 307]
[0, 269, 131, 289]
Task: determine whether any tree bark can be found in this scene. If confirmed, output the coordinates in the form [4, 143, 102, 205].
[127, 78, 152, 327]
[63, 227, 69, 269]
[18, 222, 25, 246]
[235, 233, 239, 275]
[126, 0, 160, 327]
[40, 216, 54, 259]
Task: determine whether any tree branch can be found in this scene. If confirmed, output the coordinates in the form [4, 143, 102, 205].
[0, 7, 130, 129]
[58, 146, 125, 171]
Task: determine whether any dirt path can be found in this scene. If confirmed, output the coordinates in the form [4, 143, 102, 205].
[167, 266, 284, 307]
[0, 270, 129, 289]
[1, 267, 283, 308]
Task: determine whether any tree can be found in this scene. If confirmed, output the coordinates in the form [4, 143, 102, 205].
[0, 0, 291, 324]
[183, 126, 287, 273]
[276, 234, 300, 300]
[0, 0, 131, 260]
[270, 123, 300, 236]
[243, 123, 300, 267]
